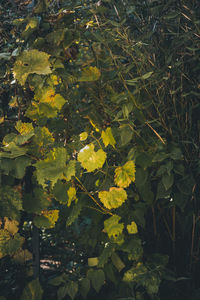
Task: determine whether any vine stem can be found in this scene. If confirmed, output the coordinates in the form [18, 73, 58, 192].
[75, 176, 113, 216]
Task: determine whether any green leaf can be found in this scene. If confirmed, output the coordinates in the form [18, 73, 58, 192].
[101, 127, 116, 148]
[66, 201, 82, 226]
[34, 147, 68, 188]
[114, 161, 136, 188]
[63, 160, 76, 181]
[0, 186, 22, 221]
[87, 269, 105, 293]
[53, 180, 68, 204]
[48, 274, 67, 286]
[33, 215, 52, 229]
[123, 263, 147, 283]
[13, 50, 52, 85]
[80, 278, 90, 299]
[78, 144, 106, 172]
[65, 281, 78, 300]
[79, 66, 101, 82]
[98, 187, 127, 209]
[57, 285, 68, 300]
[127, 221, 138, 234]
[23, 188, 50, 213]
[121, 238, 143, 261]
[104, 215, 124, 239]
[20, 278, 43, 300]
[135, 168, 148, 187]
[119, 125, 133, 146]
[0, 141, 27, 158]
[111, 252, 125, 272]
[162, 172, 174, 190]
[98, 243, 114, 268]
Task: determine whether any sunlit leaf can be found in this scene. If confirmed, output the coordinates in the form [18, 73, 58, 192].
[78, 144, 106, 172]
[67, 187, 77, 207]
[88, 257, 99, 267]
[127, 221, 138, 234]
[13, 50, 52, 85]
[101, 127, 116, 148]
[98, 187, 127, 209]
[104, 215, 124, 239]
[114, 161, 136, 188]
[80, 132, 88, 141]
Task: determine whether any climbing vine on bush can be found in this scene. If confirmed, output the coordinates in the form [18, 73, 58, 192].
[0, 0, 199, 299]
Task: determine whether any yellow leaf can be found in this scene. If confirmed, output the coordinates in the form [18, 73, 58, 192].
[80, 132, 88, 141]
[104, 215, 124, 239]
[78, 144, 106, 172]
[98, 187, 127, 209]
[101, 127, 116, 148]
[127, 221, 138, 234]
[67, 187, 77, 207]
[4, 218, 19, 235]
[114, 161, 136, 188]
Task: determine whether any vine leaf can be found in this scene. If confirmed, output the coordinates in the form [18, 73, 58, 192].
[101, 127, 116, 148]
[80, 132, 88, 141]
[79, 66, 101, 82]
[20, 278, 43, 300]
[67, 187, 77, 207]
[87, 269, 105, 293]
[98, 187, 127, 209]
[4, 218, 19, 235]
[78, 144, 106, 172]
[80, 278, 90, 299]
[13, 50, 52, 85]
[23, 188, 51, 213]
[104, 215, 124, 239]
[41, 210, 59, 228]
[127, 221, 138, 234]
[34, 147, 68, 188]
[63, 160, 76, 181]
[114, 161, 136, 188]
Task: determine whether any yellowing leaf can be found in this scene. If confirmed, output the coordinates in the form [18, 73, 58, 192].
[127, 221, 138, 234]
[114, 161, 136, 188]
[88, 257, 99, 267]
[104, 215, 124, 239]
[41, 210, 59, 228]
[80, 132, 88, 141]
[67, 187, 77, 207]
[78, 144, 106, 172]
[101, 127, 116, 148]
[79, 66, 101, 82]
[13, 50, 52, 85]
[98, 187, 127, 209]
[4, 218, 19, 235]
[15, 121, 34, 135]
